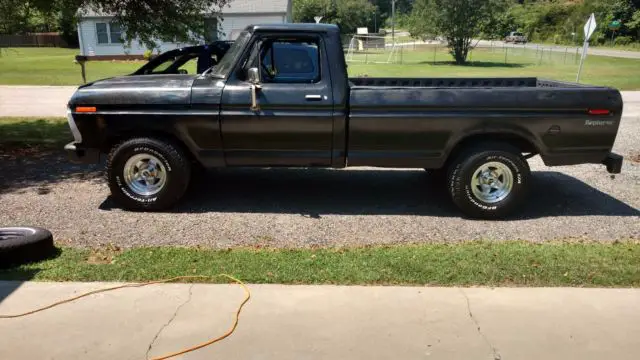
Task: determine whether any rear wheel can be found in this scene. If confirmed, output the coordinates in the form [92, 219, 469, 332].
[107, 137, 191, 211]
[447, 143, 530, 219]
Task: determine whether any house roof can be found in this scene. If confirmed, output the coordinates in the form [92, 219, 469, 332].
[80, 0, 291, 17]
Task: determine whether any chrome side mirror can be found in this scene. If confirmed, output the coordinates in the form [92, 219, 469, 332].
[247, 67, 262, 111]
[247, 67, 260, 84]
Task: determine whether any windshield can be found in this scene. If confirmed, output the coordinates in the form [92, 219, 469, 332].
[210, 31, 251, 78]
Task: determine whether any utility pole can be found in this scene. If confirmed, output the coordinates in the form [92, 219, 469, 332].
[391, 0, 396, 44]
[374, 9, 377, 33]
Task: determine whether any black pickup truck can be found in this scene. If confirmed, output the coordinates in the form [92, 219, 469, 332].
[65, 24, 623, 219]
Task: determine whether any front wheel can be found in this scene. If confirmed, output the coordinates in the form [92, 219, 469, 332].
[447, 143, 530, 219]
[107, 137, 191, 211]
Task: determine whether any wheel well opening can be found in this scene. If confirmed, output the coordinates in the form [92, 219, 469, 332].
[102, 130, 196, 163]
[446, 133, 539, 165]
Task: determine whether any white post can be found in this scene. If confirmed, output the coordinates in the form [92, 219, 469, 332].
[576, 40, 589, 83]
[578, 13, 596, 83]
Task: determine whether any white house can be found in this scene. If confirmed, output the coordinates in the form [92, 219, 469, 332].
[76, 0, 292, 59]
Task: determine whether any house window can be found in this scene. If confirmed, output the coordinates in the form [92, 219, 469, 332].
[96, 23, 109, 44]
[96, 22, 122, 44]
[109, 23, 122, 43]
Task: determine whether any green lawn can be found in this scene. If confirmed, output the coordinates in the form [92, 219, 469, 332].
[349, 46, 640, 90]
[0, 48, 143, 85]
[1, 242, 638, 286]
[0, 117, 70, 150]
[2, 47, 640, 89]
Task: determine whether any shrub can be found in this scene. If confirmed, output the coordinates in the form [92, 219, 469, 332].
[143, 49, 154, 60]
[614, 36, 633, 46]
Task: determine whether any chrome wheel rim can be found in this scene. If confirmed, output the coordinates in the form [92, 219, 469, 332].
[470, 161, 513, 204]
[123, 154, 167, 196]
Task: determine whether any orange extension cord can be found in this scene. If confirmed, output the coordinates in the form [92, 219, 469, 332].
[0, 274, 251, 360]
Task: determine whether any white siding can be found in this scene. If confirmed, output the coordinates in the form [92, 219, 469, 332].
[79, 13, 287, 56]
[79, 17, 187, 56]
[219, 14, 286, 40]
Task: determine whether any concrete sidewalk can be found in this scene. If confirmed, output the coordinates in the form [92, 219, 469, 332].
[0, 282, 638, 360]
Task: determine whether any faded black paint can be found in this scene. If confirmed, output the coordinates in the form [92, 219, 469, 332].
[67, 23, 623, 172]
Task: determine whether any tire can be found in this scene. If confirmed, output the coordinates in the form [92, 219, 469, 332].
[447, 143, 530, 219]
[107, 137, 191, 211]
[0, 227, 55, 268]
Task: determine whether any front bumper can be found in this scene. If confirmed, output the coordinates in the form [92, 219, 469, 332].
[64, 142, 100, 164]
[602, 152, 623, 174]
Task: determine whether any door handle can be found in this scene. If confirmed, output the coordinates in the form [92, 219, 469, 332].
[305, 95, 323, 101]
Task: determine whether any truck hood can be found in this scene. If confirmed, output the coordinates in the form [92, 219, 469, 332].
[71, 74, 197, 107]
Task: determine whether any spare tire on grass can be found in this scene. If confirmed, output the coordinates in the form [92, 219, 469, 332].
[0, 227, 56, 268]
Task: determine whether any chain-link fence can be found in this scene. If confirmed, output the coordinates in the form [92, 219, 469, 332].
[343, 36, 587, 67]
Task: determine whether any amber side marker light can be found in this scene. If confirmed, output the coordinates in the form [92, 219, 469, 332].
[588, 109, 610, 115]
[75, 106, 97, 113]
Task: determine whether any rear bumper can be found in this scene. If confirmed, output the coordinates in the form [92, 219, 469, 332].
[602, 152, 623, 174]
[64, 142, 100, 164]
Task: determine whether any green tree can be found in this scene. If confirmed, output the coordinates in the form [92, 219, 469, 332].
[628, 9, 640, 39]
[293, 0, 377, 34]
[0, 0, 33, 34]
[502, 0, 639, 45]
[407, 0, 507, 64]
[2, 0, 231, 48]
[293, 0, 333, 24]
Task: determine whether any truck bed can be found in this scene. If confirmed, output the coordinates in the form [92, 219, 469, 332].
[349, 77, 586, 88]
[346, 77, 622, 169]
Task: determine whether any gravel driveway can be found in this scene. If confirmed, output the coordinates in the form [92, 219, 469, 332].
[0, 95, 638, 248]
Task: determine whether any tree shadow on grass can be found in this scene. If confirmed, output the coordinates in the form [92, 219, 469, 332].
[0, 119, 105, 195]
[0, 118, 71, 150]
[0, 263, 51, 305]
[0, 246, 62, 304]
[417, 60, 526, 68]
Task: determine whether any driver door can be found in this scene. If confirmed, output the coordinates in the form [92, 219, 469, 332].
[220, 34, 334, 167]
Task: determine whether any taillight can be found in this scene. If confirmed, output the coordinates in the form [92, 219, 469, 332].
[587, 109, 610, 115]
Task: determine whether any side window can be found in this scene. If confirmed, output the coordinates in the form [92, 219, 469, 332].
[96, 23, 109, 44]
[260, 40, 320, 84]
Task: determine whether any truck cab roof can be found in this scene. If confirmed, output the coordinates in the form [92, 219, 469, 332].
[246, 23, 340, 34]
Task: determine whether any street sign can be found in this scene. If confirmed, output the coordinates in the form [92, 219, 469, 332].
[314, 16, 323, 24]
[609, 20, 621, 31]
[584, 13, 596, 40]
[577, 13, 597, 83]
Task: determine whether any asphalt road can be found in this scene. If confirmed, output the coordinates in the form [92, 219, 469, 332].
[0, 86, 76, 117]
[0, 94, 638, 248]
